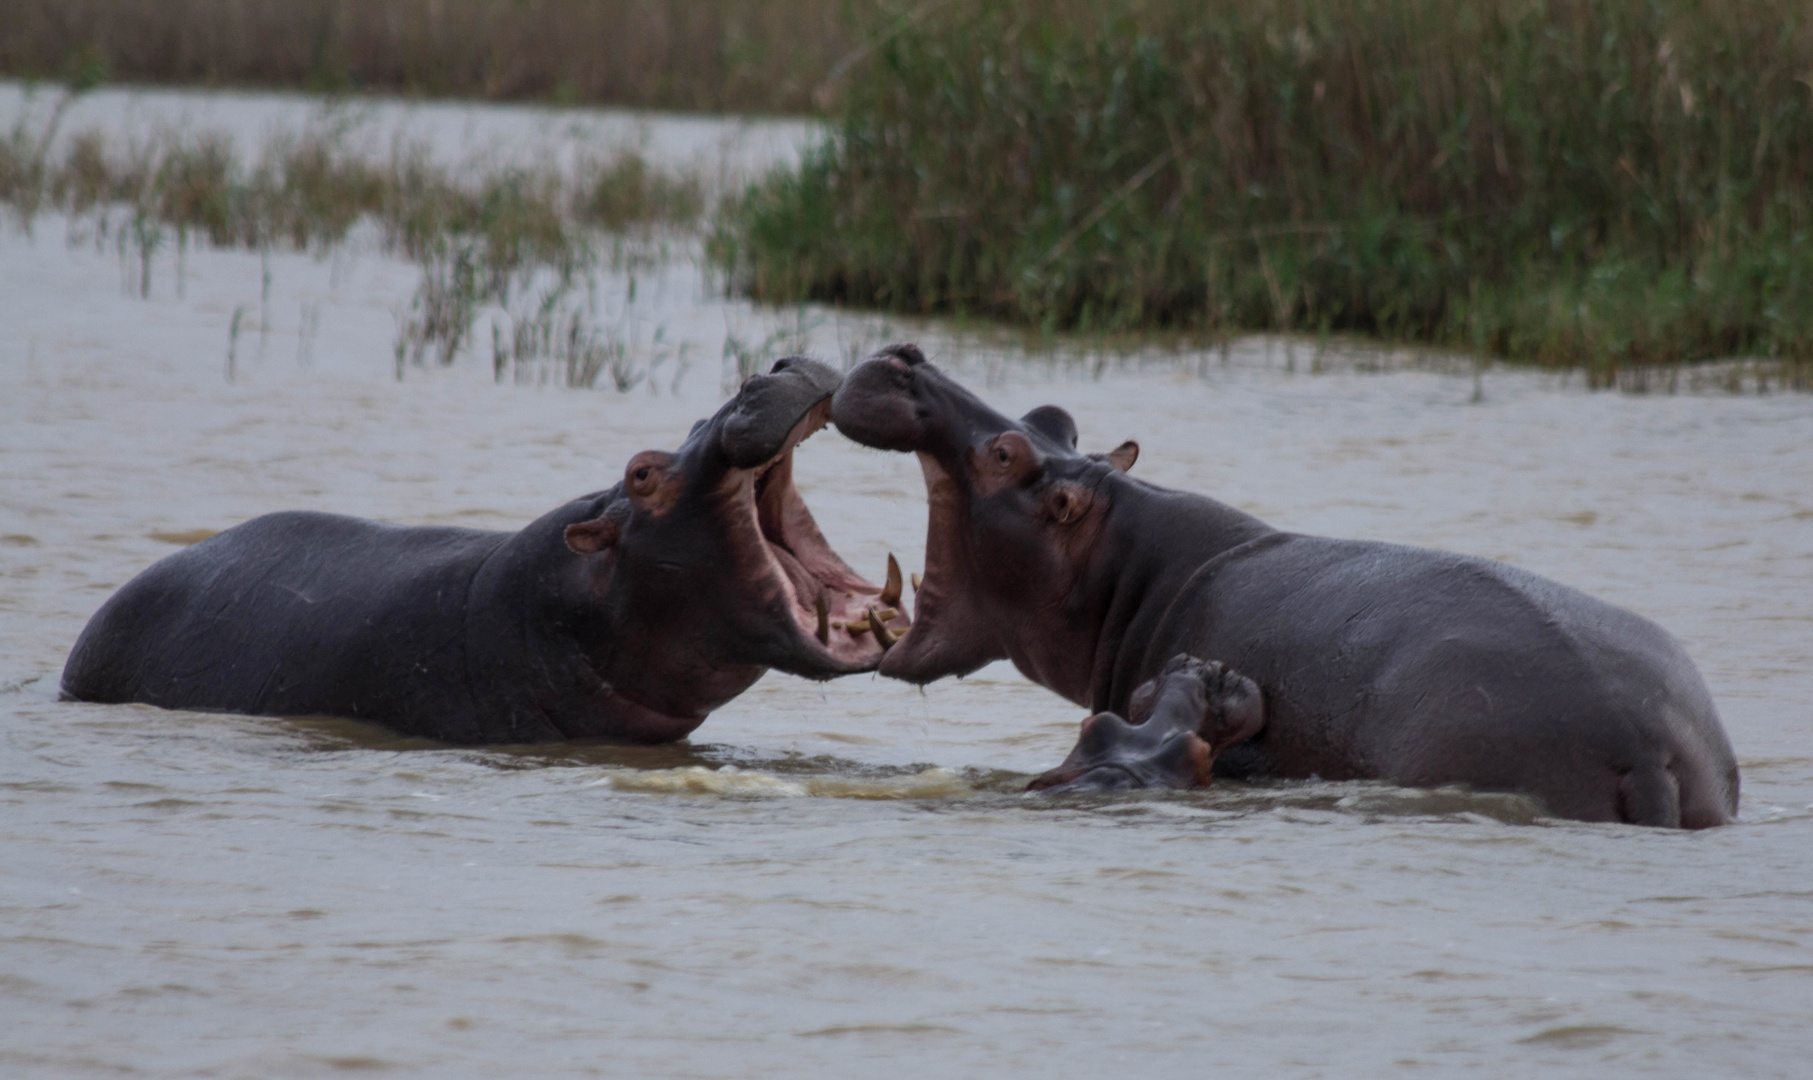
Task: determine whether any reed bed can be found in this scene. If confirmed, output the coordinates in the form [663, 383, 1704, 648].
[719, 0, 1813, 378]
[0, 0, 862, 113]
[0, 96, 705, 385]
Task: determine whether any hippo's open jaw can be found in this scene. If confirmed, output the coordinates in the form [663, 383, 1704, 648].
[739, 397, 912, 675]
[828, 344, 1015, 683]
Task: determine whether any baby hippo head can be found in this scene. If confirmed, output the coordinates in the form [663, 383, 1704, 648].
[1027, 655, 1265, 794]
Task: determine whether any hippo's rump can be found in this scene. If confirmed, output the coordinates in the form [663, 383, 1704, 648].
[1167, 534, 1737, 825]
[62, 511, 505, 723]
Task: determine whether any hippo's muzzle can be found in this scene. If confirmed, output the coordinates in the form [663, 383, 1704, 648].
[1028, 656, 1266, 794]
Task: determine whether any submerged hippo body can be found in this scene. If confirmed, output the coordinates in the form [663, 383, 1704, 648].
[63, 358, 910, 743]
[832, 345, 1739, 827]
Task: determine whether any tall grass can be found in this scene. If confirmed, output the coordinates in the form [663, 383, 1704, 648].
[0, 0, 863, 113]
[718, 0, 1813, 376]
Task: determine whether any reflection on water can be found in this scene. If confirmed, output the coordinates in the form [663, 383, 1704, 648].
[4, 89, 1813, 1080]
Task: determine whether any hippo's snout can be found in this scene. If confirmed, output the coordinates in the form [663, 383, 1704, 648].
[831, 343, 928, 452]
[1027, 656, 1266, 795]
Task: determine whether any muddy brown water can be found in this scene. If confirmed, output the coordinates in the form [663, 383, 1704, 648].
[4, 90, 1813, 1078]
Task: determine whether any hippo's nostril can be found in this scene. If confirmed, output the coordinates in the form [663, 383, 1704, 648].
[881, 343, 926, 366]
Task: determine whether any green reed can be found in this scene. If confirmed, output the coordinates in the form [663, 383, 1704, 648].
[717, 0, 1813, 378]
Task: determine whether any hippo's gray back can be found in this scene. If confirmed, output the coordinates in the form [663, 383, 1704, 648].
[1162, 534, 1737, 826]
[61, 511, 524, 738]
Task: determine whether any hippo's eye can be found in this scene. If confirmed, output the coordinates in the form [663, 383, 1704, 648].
[995, 447, 1010, 465]
[634, 466, 651, 483]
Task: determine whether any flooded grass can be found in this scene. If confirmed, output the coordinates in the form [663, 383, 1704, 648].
[716, 0, 1813, 384]
[0, 0, 862, 114]
[1, 90, 709, 386]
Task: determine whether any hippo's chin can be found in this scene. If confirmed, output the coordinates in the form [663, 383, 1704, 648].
[736, 400, 912, 677]
[1026, 763, 1143, 793]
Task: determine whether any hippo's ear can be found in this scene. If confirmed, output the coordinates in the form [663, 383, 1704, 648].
[564, 514, 621, 555]
[1095, 440, 1138, 473]
[1021, 405, 1078, 450]
[1127, 677, 1160, 725]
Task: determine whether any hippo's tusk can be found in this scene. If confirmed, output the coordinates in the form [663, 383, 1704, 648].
[815, 594, 830, 645]
[881, 554, 903, 607]
[844, 616, 870, 634]
[867, 606, 897, 648]
[874, 606, 899, 622]
[911, 572, 923, 593]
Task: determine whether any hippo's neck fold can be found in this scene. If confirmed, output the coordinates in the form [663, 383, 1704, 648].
[1083, 482, 1275, 714]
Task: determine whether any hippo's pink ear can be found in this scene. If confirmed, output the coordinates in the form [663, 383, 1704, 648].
[1104, 440, 1138, 473]
[564, 515, 621, 555]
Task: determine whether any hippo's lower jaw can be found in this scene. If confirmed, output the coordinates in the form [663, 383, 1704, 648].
[738, 400, 912, 677]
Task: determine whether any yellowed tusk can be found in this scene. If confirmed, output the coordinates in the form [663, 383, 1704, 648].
[911, 573, 923, 593]
[881, 554, 903, 607]
[815, 594, 830, 645]
[867, 606, 897, 647]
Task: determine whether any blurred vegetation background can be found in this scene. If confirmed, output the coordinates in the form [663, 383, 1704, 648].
[720, 0, 1813, 374]
[6, 0, 1813, 376]
[0, 0, 861, 111]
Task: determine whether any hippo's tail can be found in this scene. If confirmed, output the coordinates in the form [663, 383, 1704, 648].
[1617, 758, 1735, 830]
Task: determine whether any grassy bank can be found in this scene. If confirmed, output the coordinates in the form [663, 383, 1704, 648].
[1, 0, 864, 113]
[717, 0, 1813, 376]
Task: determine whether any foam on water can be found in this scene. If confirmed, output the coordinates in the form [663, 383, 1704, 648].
[604, 764, 974, 800]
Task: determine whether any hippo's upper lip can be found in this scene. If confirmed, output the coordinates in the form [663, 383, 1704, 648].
[1029, 762, 1141, 793]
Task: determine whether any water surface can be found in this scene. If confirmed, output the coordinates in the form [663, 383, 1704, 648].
[3, 92, 1812, 1079]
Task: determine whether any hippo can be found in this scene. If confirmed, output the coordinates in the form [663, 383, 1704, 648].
[1028, 655, 1265, 793]
[830, 344, 1739, 827]
[62, 358, 912, 743]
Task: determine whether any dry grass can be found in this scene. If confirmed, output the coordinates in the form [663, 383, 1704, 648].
[0, 0, 865, 113]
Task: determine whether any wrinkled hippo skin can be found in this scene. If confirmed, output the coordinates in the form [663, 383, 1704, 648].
[832, 344, 1739, 827]
[63, 358, 908, 744]
[1029, 655, 1265, 793]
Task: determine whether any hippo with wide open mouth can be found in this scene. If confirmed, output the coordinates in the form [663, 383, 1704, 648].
[831, 344, 1739, 827]
[63, 357, 910, 743]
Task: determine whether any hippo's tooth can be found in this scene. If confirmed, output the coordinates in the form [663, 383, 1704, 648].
[875, 606, 899, 622]
[911, 572, 923, 593]
[815, 594, 829, 645]
[867, 606, 897, 648]
[880, 554, 903, 607]
[844, 616, 870, 634]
